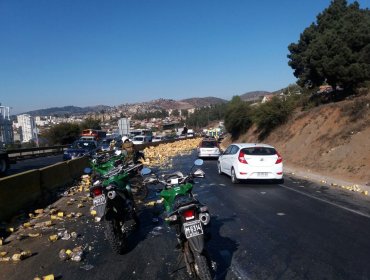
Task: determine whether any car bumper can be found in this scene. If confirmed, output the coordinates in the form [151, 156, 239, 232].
[236, 164, 283, 180]
[198, 152, 220, 158]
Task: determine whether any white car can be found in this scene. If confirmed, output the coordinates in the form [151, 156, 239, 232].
[197, 138, 221, 158]
[152, 135, 165, 142]
[132, 136, 150, 145]
[217, 143, 283, 183]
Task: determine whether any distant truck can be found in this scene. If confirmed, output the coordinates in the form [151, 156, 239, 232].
[0, 150, 10, 175]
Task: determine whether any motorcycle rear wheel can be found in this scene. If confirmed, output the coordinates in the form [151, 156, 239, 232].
[104, 218, 127, 254]
[193, 252, 212, 280]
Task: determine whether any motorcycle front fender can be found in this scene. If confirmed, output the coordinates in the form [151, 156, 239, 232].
[188, 234, 205, 254]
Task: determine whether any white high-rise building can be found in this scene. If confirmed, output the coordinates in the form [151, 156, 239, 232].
[0, 105, 14, 146]
[17, 114, 36, 143]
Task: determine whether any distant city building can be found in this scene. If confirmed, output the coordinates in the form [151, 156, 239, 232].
[17, 114, 36, 142]
[0, 105, 14, 146]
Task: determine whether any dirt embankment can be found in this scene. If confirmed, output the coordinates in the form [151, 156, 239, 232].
[229, 94, 370, 186]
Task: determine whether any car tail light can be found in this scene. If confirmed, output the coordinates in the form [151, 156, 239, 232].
[182, 209, 195, 220]
[238, 150, 248, 164]
[92, 187, 103, 197]
[275, 152, 283, 164]
[277, 172, 283, 175]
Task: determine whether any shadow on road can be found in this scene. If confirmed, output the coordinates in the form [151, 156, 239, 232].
[207, 216, 239, 280]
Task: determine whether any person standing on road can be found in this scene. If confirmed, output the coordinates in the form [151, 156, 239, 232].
[121, 137, 135, 163]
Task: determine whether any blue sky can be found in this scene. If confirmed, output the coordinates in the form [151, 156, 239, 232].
[1, 0, 369, 114]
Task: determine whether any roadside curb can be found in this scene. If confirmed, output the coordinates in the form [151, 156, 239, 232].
[284, 165, 370, 196]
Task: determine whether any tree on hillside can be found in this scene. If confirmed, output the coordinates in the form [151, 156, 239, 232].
[224, 96, 253, 139]
[171, 109, 180, 117]
[80, 117, 101, 130]
[253, 96, 296, 140]
[288, 0, 370, 93]
[43, 123, 81, 145]
[133, 110, 168, 120]
[181, 109, 189, 118]
[186, 104, 227, 129]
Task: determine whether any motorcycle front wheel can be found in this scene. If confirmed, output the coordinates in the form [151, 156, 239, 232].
[104, 218, 127, 254]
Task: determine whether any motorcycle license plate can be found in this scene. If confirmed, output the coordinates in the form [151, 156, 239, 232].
[93, 194, 106, 207]
[183, 220, 203, 239]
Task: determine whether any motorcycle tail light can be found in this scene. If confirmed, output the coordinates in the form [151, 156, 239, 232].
[182, 209, 195, 221]
[92, 187, 103, 197]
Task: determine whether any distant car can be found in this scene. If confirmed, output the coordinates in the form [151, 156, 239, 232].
[99, 138, 123, 152]
[63, 140, 98, 161]
[197, 138, 221, 159]
[217, 143, 283, 183]
[132, 136, 151, 145]
[152, 135, 165, 142]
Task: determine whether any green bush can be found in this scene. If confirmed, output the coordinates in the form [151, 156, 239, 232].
[253, 96, 296, 140]
[224, 96, 253, 139]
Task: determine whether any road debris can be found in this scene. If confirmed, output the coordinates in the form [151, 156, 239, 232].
[49, 234, 59, 242]
[11, 250, 32, 261]
[34, 274, 55, 280]
[28, 233, 41, 238]
[143, 138, 200, 167]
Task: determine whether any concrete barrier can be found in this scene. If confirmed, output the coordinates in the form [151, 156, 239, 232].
[67, 157, 90, 179]
[0, 170, 42, 221]
[40, 162, 73, 194]
[0, 138, 200, 222]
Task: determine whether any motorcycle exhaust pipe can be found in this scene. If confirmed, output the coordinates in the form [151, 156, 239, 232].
[107, 191, 116, 200]
[199, 212, 210, 225]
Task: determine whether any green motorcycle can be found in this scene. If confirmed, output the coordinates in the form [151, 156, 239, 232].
[142, 159, 213, 280]
[87, 162, 142, 254]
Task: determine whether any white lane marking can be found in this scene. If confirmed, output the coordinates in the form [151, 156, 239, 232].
[280, 184, 370, 219]
[219, 183, 226, 187]
[277, 212, 286, 216]
[260, 192, 266, 195]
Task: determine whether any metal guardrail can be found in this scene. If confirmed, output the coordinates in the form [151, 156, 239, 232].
[5, 137, 200, 161]
[7, 145, 69, 161]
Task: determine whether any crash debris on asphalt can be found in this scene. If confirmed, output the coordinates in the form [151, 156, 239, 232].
[143, 138, 200, 167]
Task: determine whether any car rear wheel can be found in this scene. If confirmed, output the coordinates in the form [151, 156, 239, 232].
[231, 167, 239, 184]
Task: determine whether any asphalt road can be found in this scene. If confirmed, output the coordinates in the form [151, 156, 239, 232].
[1, 151, 370, 280]
[5, 155, 64, 176]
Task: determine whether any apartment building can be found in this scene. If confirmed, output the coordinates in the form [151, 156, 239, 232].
[17, 114, 36, 143]
[0, 105, 14, 146]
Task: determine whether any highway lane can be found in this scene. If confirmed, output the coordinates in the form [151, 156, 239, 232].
[1, 151, 370, 279]
[5, 155, 64, 176]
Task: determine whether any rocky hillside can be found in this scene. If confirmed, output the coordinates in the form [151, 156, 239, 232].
[227, 94, 370, 186]
[22, 97, 228, 116]
[24, 105, 111, 116]
[181, 97, 227, 107]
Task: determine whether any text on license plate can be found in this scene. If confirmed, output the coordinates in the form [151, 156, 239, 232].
[183, 220, 203, 239]
[93, 194, 106, 206]
[257, 172, 268, 177]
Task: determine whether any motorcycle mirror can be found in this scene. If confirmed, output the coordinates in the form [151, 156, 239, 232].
[141, 167, 152, 176]
[84, 167, 92, 174]
[194, 159, 204, 166]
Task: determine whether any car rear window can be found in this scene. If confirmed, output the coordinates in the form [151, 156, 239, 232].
[242, 147, 276, 155]
[201, 141, 218, 148]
